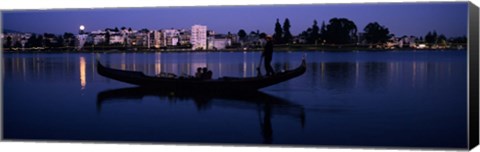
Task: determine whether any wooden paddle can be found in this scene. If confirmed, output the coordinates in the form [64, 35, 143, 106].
[256, 56, 263, 77]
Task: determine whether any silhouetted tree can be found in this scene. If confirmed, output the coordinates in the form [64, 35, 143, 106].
[43, 33, 57, 48]
[283, 18, 293, 44]
[325, 18, 357, 45]
[105, 31, 111, 45]
[319, 21, 327, 43]
[227, 31, 233, 40]
[56, 35, 64, 47]
[140, 28, 150, 33]
[37, 35, 44, 47]
[298, 28, 310, 44]
[14, 41, 22, 48]
[311, 20, 320, 44]
[301, 20, 320, 44]
[259, 32, 267, 39]
[27, 34, 44, 48]
[438, 34, 446, 41]
[425, 31, 435, 45]
[237, 29, 247, 41]
[273, 18, 283, 43]
[26, 34, 36, 48]
[5, 36, 12, 49]
[417, 36, 424, 43]
[432, 31, 438, 44]
[363, 22, 391, 44]
[438, 34, 447, 46]
[63, 32, 76, 47]
[449, 36, 467, 44]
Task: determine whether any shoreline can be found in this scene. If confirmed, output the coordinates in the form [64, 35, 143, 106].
[2, 46, 467, 53]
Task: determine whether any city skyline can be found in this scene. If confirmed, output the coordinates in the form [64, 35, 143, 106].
[2, 2, 468, 38]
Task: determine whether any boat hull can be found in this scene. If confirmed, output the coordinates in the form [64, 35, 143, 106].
[97, 58, 306, 91]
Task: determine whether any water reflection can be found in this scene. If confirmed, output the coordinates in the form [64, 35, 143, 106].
[4, 54, 78, 82]
[364, 62, 388, 91]
[3, 51, 467, 147]
[311, 61, 454, 93]
[320, 62, 357, 92]
[80, 56, 86, 90]
[3, 52, 457, 93]
[96, 87, 306, 144]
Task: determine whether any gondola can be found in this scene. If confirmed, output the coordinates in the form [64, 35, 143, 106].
[96, 57, 306, 91]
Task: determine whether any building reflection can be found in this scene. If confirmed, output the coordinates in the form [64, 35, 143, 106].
[4, 54, 78, 82]
[154, 53, 162, 75]
[80, 56, 86, 90]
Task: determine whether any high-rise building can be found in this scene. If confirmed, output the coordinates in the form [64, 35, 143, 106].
[151, 30, 162, 48]
[162, 29, 180, 46]
[190, 25, 207, 50]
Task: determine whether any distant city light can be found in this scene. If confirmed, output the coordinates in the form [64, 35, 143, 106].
[79, 25, 85, 31]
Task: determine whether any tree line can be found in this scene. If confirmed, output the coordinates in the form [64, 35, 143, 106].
[268, 17, 467, 46]
[3, 32, 77, 50]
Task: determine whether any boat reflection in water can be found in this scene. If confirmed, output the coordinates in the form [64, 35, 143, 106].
[96, 87, 305, 144]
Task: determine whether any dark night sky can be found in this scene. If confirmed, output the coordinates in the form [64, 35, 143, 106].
[2, 2, 468, 37]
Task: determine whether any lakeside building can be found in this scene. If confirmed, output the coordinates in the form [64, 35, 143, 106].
[131, 32, 147, 46]
[398, 36, 418, 48]
[150, 30, 162, 48]
[89, 30, 106, 45]
[162, 29, 180, 46]
[109, 33, 124, 44]
[6, 24, 464, 51]
[191, 25, 207, 50]
[240, 31, 264, 48]
[293, 36, 306, 44]
[76, 34, 88, 50]
[227, 33, 239, 44]
[386, 36, 420, 49]
[178, 29, 191, 46]
[2, 33, 31, 49]
[207, 34, 231, 50]
[357, 32, 420, 49]
[86, 28, 162, 48]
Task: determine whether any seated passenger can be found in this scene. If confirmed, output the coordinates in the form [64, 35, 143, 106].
[206, 70, 213, 79]
[195, 67, 203, 78]
[201, 67, 208, 79]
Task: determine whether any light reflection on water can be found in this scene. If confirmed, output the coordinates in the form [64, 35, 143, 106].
[3, 50, 468, 148]
[80, 56, 86, 90]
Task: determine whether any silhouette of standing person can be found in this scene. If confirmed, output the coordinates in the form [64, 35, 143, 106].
[262, 36, 275, 76]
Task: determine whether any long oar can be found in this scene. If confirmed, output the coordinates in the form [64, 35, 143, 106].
[256, 56, 263, 77]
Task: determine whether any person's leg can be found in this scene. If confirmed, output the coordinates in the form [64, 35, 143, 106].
[267, 64, 274, 76]
[264, 56, 274, 76]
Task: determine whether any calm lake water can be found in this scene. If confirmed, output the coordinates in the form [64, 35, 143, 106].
[3, 50, 468, 148]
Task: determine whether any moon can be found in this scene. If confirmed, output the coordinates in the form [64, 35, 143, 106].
[79, 25, 85, 31]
